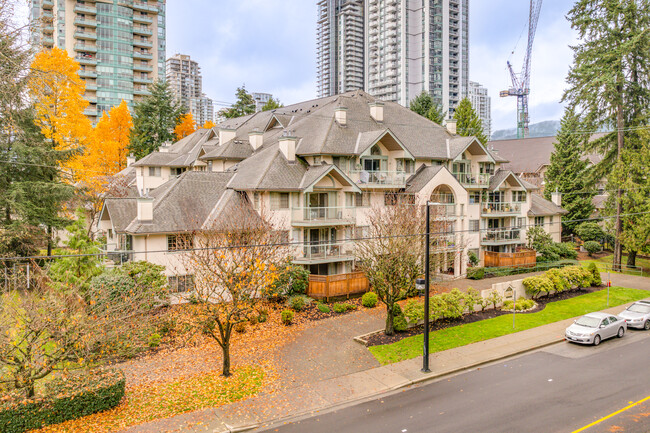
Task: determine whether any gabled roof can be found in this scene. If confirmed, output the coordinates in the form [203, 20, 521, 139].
[133, 128, 213, 168]
[528, 194, 568, 216]
[227, 145, 308, 191]
[488, 169, 537, 191]
[299, 164, 362, 193]
[101, 198, 137, 232]
[405, 165, 444, 193]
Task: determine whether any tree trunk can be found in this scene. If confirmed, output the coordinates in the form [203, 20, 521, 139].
[384, 304, 394, 336]
[221, 342, 231, 377]
[626, 250, 637, 267]
[47, 225, 52, 257]
[612, 101, 625, 272]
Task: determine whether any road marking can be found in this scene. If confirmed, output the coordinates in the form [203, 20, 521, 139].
[572, 395, 650, 433]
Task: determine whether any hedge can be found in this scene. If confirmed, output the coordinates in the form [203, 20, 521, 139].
[0, 368, 125, 433]
[523, 265, 595, 298]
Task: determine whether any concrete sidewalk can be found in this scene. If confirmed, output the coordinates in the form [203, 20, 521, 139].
[122, 298, 643, 433]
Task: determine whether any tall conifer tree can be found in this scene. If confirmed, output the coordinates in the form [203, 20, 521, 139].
[453, 98, 488, 144]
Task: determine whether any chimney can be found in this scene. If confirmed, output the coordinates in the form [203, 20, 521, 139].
[279, 130, 297, 162]
[126, 154, 136, 167]
[334, 106, 348, 126]
[136, 197, 154, 223]
[369, 101, 384, 123]
[445, 119, 457, 135]
[218, 128, 236, 145]
[248, 129, 263, 151]
[551, 190, 562, 207]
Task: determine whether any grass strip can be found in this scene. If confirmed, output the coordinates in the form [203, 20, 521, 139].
[369, 287, 648, 365]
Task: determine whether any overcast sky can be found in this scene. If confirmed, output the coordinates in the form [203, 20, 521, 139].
[167, 0, 576, 132]
[18, 0, 577, 132]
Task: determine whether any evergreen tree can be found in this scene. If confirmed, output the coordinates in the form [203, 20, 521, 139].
[129, 80, 182, 159]
[219, 86, 256, 119]
[426, 104, 446, 125]
[409, 91, 433, 117]
[261, 97, 283, 111]
[563, 0, 650, 269]
[543, 108, 594, 235]
[453, 98, 488, 144]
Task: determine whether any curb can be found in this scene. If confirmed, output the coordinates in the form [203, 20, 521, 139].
[241, 337, 564, 433]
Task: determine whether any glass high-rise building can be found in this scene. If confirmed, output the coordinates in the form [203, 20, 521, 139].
[30, 0, 166, 123]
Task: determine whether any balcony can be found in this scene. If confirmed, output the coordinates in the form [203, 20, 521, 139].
[453, 171, 490, 188]
[73, 4, 97, 14]
[74, 30, 97, 40]
[481, 202, 521, 216]
[133, 51, 153, 60]
[133, 62, 153, 72]
[84, 107, 98, 116]
[43, 36, 54, 45]
[74, 17, 97, 27]
[430, 203, 459, 219]
[134, 86, 150, 96]
[79, 69, 97, 78]
[133, 25, 153, 35]
[134, 76, 153, 84]
[132, 1, 159, 13]
[74, 43, 97, 52]
[352, 170, 409, 188]
[75, 55, 97, 65]
[133, 38, 153, 48]
[294, 242, 355, 265]
[133, 14, 153, 24]
[481, 228, 523, 245]
[291, 206, 356, 227]
[42, 0, 54, 8]
[84, 82, 97, 91]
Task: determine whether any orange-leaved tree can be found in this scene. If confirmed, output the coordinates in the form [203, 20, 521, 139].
[201, 120, 216, 129]
[28, 47, 92, 158]
[174, 112, 196, 140]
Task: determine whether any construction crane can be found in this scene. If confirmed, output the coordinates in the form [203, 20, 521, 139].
[500, 0, 543, 139]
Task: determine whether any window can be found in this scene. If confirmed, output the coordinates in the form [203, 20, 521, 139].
[479, 162, 495, 175]
[345, 192, 356, 207]
[273, 230, 289, 243]
[516, 217, 524, 228]
[171, 167, 186, 176]
[469, 191, 481, 204]
[270, 192, 290, 210]
[469, 220, 479, 232]
[513, 191, 527, 202]
[396, 159, 415, 174]
[355, 192, 370, 207]
[148, 167, 161, 177]
[168, 275, 194, 293]
[167, 233, 193, 251]
[535, 216, 545, 227]
[253, 192, 261, 210]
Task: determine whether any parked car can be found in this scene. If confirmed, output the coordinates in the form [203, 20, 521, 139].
[618, 300, 650, 330]
[565, 312, 627, 346]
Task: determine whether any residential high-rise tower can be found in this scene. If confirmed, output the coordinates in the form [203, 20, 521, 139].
[364, 0, 469, 115]
[30, 0, 167, 123]
[166, 53, 215, 126]
[469, 81, 491, 139]
[316, 0, 364, 98]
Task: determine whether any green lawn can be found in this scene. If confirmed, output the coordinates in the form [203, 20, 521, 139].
[581, 254, 650, 277]
[368, 287, 649, 365]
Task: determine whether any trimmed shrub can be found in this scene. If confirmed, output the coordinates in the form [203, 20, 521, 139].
[502, 299, 535, 311]
[584, 241, 601, 256]
[557, 242, 578, 260]
[587, 262, 602, 286]
[575, 222, 605, 242]
[403, 299, 424, 324]
[281, 310, 294, 325]
[333, 303, 347, 313]
[464, 287, 481, 313]
[393, 314, 408, 332]
[545, 268, 570, 293]
[467, 267, 485, 280]
[392, 303, 403, 317]
[0, 369, 125, 433]
[522, 275, 554, 298]
[442, 288, 466, 319]
[88, 272, 136, 308]
[288, 295, 306, 312]
[317, 303, 331, 313]
[561, 266, 593, 289]
[148, 333, 161, 348]
[486, 290, 503, 309]
[361, 292, 378, 308]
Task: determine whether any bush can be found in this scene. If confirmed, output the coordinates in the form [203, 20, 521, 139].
[584, 241, 601, 256]
[575, 222, 605, 242]
[317, 303, 331, 313]
[486, 290, 503, 309]
[392, 303, 403, 317]
[117, 261, 168, 304]
[465, 287, 481, 313]
[545, 268, 570, 293]
[403, 299, 424, 324]
[361, 292, 378, 308]
[393, 314, 408, 332]
[442, 289, 466, 319]
[587, 262, 602, 286]
[522, 275, 554, 298]
[467, 267, 485, 280]
[333, 303, 347, 313]
[468, 251, 479, 267]
[0, 369, 125, 433]
[561, 266, 593, 289]
[281, 310, 294, 325]
[234, 322, 247, 333]
[270, 264, 310, 299]
[288, 295, 306, 312]
[502, 299, 535, 311]
[148, 333, 161, 348]
[557, 242, 578, 260]
[88, 272, 136, 309]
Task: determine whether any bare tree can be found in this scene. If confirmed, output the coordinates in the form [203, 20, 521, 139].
[180, 195, 289, 376]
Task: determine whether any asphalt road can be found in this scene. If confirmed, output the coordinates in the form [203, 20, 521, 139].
[259, 330, 650, 433]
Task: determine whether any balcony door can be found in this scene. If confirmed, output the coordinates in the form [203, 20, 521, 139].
[307, 192, 334, 220]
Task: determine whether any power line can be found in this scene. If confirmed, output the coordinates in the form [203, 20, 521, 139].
[3, 211, 648, 262]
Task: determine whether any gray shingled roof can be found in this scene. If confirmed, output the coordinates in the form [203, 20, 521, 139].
[124, 171, 236, 234]
[102, 198, 138, 232]
[405, 165, 444, 193]
[227, 145, 308, 191]
[528, 194, 568, 216]
[488, 169, 536, 191]
[201, 139, 253, 161]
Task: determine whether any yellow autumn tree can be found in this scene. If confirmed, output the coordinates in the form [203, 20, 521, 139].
[174, 112, 196, 140]
[201, 120, 216, 129]
[28, 47, 93, 160]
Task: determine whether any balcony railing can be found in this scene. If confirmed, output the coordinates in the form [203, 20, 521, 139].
[300, 242, 354, 262]
[430, 203, 458, 218]
[352, 170, 409, 187]
[481, 228, 522, 244]
[452, 172, 491, 187]
[481, 202, 521, 215]
[291, 206, 355, 225]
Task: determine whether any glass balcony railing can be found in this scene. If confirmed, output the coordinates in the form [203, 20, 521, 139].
[430, 203, 458, 218]
[452, 172, 491, 187]
[291, 206, 355, 225]
[481, 202, 521, 215]
[300, 242, 354, 261]
[352, 170, 409, 186]
[481, 228, 522, 244]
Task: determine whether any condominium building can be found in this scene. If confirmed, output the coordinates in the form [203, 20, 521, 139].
[365, 0, 469, 115]
[469, 81, 491, 139]
[166, 53, 216, 126]
[252, 92, 273, 112]
[99, 90, 566, 288]
[30, 0, 167, 123]
[316, 0, 365, 98]
[188, 95, 214, 126]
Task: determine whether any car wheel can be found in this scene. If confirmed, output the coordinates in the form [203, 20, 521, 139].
[644, 320, 650, 331]
[593, 335, 601, 346]
[617, 327, 625, 338]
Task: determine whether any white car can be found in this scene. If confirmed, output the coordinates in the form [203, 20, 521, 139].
[565, 312, 626, 345]
[619, 300, 650, 330]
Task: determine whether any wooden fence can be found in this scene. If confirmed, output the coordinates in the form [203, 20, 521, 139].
[307, 271, 370, 300]
[484, 250, 536, 268]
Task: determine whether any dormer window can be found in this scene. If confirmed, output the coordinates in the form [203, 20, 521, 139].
[479, 162, 495, 175]
[370, 145, 381, 156]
